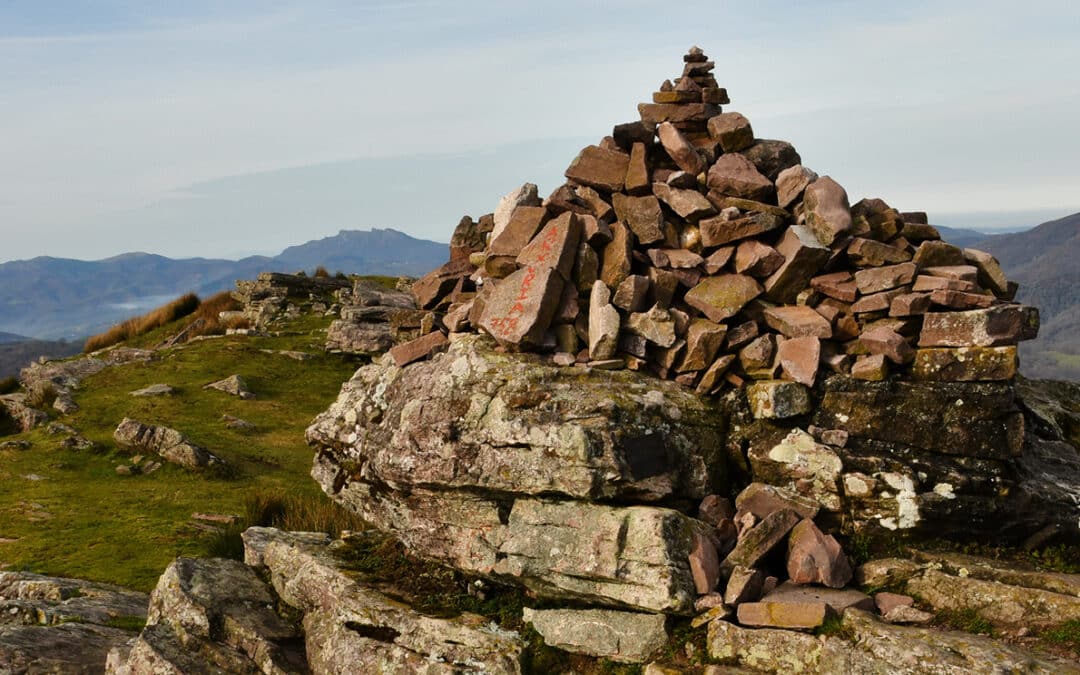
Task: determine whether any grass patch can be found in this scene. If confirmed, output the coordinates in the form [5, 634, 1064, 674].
[105, 615, 148, 632]
[1041, 619, 1080, 651]
[84, 293, 200, 353]
[0, 310, 358, 590]
[934, 607, 994, 636]
[815, 613, 856, 640]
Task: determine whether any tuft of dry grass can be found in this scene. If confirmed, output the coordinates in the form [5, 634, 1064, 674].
[84, 293, 200, 353]
[185, 291, 245, 339]
[313, 265, 331, 278]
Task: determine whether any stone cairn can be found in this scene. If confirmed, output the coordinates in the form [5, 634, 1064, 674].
[397, 46, 1038, 411]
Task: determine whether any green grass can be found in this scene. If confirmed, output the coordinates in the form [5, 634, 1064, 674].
[0, 309, 359, 591]
[934, 607, 995, 636]
[1041, 619, 1080, 651]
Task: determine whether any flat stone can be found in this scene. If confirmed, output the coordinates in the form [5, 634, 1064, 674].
[777, 336, 821, 387]
[413, 258, 474, 307]
[703, 247, 735, 274]
[389, 330, 448, 367]
[786, 519, 853, 588]
[699, 211, 784, 247]
[203, 374, 254, 400]
[929, 289, 994, 310]
[689, 529, 721, 594]
[724, 566, 765, 606]
[114, 418, 222, 470]
[601, 221, 634, 289]
[695, 354, 736, 395]
[565, 145, 629, 192]
[746, 380, 811, 419]
[478, 265, 564, 348]
[130, 383, 177, 397]
[912, 240, 965, 268]
[489, 205, 548, 259]
[707, 112, 754, 152]
[811, 271, 857, 302]
[912, 274, 980, 293]
[588, 281, 621, 360]
[740, 139, 802, 181]
[612, 193, 665, 244]
[733, 240, 784, 277]
[739, 334, 776, 371]
[921, 265, 979, 282]
[626, 305, 677, 347]
[847, 238, 912, 267]
[763, 306, 832, 338]
[802, 176, 852, 246]
[721, 509, 802, 575]
[736, 599, 831, 630]
[875, 592, 914, 616]
[491, 183, 541, 242]
[764, 226, 831, 303]
[883, 605, 935, 624]
[612, 121, 655, 150]
[763, 582, 873, 613]
[860, 326, 915, 364]
[706, 154, 776, 203]
[775, 165, 818, 209]
[918, 306, 1039, 347]
[963, 248, 1009, 296]
[523, 608, 667, 664]
[890, 292, 933, 317]
[648, 247, 705, 270]
[854, 262, 917, 294]
[516, 212, 582, 280]
[613, 274, 651, 312]
[626, 142, 651, 195]
[851, 287, 910, 314]
[734, 482, 820, 520]
[678, 319, 727, 372]
[912, 346, 1017, 381]
[685, 274, 763, 322]
[638, 102, 721, 125]
[657, 121, 705, 175]
[652, 182, 716, 220]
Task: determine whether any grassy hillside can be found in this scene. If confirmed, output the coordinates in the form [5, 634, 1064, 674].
[0, 305, 360, 590]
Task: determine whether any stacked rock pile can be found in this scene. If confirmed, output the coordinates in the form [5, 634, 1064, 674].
[397, 46, 1038, 410]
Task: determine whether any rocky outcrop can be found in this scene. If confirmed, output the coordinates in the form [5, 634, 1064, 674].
[113, 418, 223, 469]
[0, 394, 47, 433]
[0, 571, 147, 674]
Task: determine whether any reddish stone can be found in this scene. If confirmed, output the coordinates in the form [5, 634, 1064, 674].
[802, 177, 852, 246]
[734, 240, 784, 277]
[666, 170, 699, 189]
[613, 274, 651, 312]
[678, 319, 727, 372]
[703, 246, 735, 274]
[449, 215, 485, 263]
[929, 289, 994, 310]
[685, 274, 764, 322]
[389, 330, 449, 367]
[875, 592, 914, 616]
[921, 265, 979, 283]
[901, 222, 940, 241]
[625, 142, 651, 196]
[851, 354, 888, 381]
[775, 165, 818, 210]
[612, 193, 665, 244]
[963, 248, 1009, 296]
[652, 182, 716, 221]
[657, 121, 705, 175]
[698, 494, 734, 526]
[695, 354, 736, 395]
[689, 528, 721, 594]
[919, 305, 1039, 347]
[600, 221, 633, 289]
[707, 112, 754, 152]
[611, 121, 655, 150]
[889, 292, 932, 317]
[763, 226, 831, 304]
[735, 482, 819, 520]
[516, 212, 582, 280]
[647, 267, 679, 307]
[724, 566, 765, 606]
[777, 336, 821, 387]
[860, 326, 915, 364]
[810, 271, 857, 303]
[580, 215, 612, 248]
[706, 154, 776, 203]
[699, 211, 784, 247]
[726, 320, 759, 350]
[834, 314, 860, 341]
[564, 145, 629, 192]
[853, 262, 918, 295]
[572, 186, 613, 222]
[648, 248, 705, 270]
[739, 334, 776, 371]
[911, 274, 980, 293]
[489, 206, 548, 258]
[912, 240, 965, 268]
[763, 306, 832, 339]
[847, 238, 912, 267]
[478, 265, 564, 348]
[740, 139, 802, 181]
[851, 287, 910, 314]
[412, 258, 474, 310]
[638, 102, 720, 124]
[786, 519, 852, 588]
[705, 195, 790, 220]
[721, 509, 802, 575]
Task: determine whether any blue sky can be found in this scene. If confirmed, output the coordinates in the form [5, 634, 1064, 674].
[2, 1, 1079, 262]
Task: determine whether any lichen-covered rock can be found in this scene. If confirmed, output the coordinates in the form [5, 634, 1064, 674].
[0, 394, 48, 433]
[203, 374, 255, 400]
[2, 623, 137, 674]
[906, 568, 1080, 628]
[307, 334, 727, 503]
[113, 418, 223, 469]
[522, 608, 666, 663]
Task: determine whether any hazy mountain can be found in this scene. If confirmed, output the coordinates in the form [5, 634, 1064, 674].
[968, 212, 1080, 381]
[0, 332, 29, 344]
[0, 228, 447, 341]
[934, 225, 990, 248]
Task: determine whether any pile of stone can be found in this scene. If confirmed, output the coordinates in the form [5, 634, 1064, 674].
[398, 46, 1038, 406]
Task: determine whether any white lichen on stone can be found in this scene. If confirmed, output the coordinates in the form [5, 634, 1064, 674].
[933, 483, 956, 499]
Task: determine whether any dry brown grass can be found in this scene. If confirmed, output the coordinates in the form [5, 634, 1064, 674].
[185, 291, 246, 339]
[84, 293, 201, 353]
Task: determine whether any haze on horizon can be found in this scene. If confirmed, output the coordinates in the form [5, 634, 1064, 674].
[2, 0, 1079, 264]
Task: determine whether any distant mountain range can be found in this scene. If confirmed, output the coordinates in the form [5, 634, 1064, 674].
[0, 228, 447, 341]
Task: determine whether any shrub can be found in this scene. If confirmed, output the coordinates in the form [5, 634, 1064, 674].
[314, 266, 331, 278]
[84, 293, 201, 353]
[0, 376, 18, 395]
